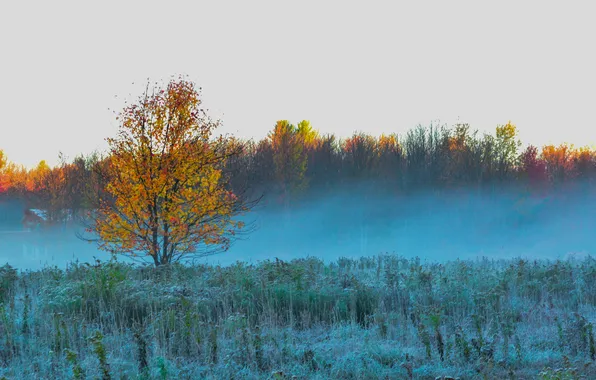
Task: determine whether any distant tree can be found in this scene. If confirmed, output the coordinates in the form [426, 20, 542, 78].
[0, 150, 5, 172]
[571, 146, 596, 181]
[268, 120, 308, 207]
[309, 133, 341, 189]
[27, 160, 50, 193]
[541, 144, 576, 184]
[518, 144, 547, 194]
[2, 162, 27, 195]
[296, 120, 319, 148]
[446, 123, 480, 185]
[251, 139, 276, 190]
[495, 121, 521, 180]
[224, 137, 254, 197]
[342, 132, 378, 180]
[376, 133, 404, 189]
[61, 154, 94, 221]
[85, 153, 114, 211]
[423, 125, 448, 189]
[404, 125, 431, 189]
[296, 120, 321, 184]
[0, 150, 8, 194]
[38, 165, 67, 223]
[84, 78, 258, 266]
[340, 132, 380, 253]
[478, 133, 497, 184]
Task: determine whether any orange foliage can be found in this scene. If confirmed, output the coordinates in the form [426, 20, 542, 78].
[541, 144, 576, 181]
[0, 151, 7, 193]
[92, 78, 248, 266]
[377, 133, 400, 154]
[570, 146, 595, 176]
[25, 160, 51, 192]
[0, 160, 27, 194]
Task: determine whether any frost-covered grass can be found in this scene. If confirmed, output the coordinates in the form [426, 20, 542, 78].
[1, 254, 596, 379]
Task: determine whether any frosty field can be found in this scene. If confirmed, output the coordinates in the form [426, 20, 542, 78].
[0, 254, 594, 379]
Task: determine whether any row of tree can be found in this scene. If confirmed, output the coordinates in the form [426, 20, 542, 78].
[231, 120, 595, 203]
[1, 77, 595, 266]
[1, 121, 595, 216]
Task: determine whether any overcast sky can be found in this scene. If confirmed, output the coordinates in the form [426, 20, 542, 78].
[1, 0, 595, 168]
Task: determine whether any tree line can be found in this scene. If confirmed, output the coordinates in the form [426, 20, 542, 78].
[1, 116, 595, 217]
[0, 78, 594, 265]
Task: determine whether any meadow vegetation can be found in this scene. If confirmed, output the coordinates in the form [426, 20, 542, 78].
[0, 255, 595, 379]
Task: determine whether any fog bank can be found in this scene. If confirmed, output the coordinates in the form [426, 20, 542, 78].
[1, 184, 595, 270]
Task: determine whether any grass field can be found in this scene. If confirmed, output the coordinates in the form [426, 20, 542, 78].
[0, 254, 595, 379]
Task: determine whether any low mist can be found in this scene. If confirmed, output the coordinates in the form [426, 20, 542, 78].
[1, 183, 595, 270]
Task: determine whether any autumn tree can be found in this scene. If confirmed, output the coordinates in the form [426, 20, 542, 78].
[0, 150, 8, 194]
[541, 144, 576, 184]
[296, 120, 321, 184]
[38, 165, 68, 223]
[571, 146, 596, 181]
[2, 162, 27, 195]
[268, 120, 308, 207]
[0, 150, 5, 171]
[26, 160, 50, 193]
[20, 160, 56, 222]
[342, 132, 378, 180]
[446, 123, 481, 185]
[296, 120, 319, 148]
[495, 121, 521, 180]
[85, 78, 257, 266]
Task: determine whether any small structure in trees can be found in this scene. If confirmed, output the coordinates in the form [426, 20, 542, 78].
[21, 209, 46, 231]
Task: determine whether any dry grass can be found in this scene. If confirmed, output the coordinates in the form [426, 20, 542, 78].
[0, 254, 595, 379]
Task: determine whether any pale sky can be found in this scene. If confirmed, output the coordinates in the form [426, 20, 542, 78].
[1, 0, 595, 169]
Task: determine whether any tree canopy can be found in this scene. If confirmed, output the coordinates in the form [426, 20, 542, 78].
[85, 78, 257, 266]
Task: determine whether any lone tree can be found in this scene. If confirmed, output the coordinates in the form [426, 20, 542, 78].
[83, 77, 258, 266]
